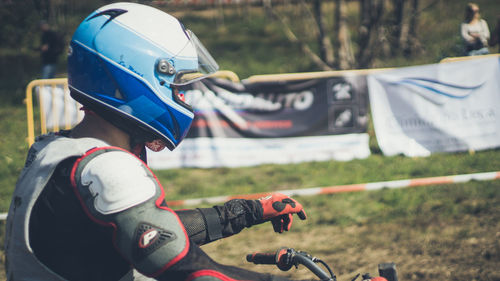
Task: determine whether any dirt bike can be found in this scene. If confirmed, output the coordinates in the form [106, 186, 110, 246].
[246, 247, 398, 281]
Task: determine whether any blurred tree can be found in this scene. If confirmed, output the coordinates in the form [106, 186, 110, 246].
[264, 1, 333, 71]
[0, 0, 107, 50]
[262, 0, 427, 70]
[0, 0, 110, 102]
[389, 0, 405, 56]
[0, 0, 39, 49]
[357, 0, 385, 68]
[33, 0, 51, 21]
[313, 0, 334, 66]
[404, 0, 423, 57]
[334, 0, 354, 70]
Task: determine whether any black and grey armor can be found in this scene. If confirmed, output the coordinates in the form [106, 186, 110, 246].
[5, 133, 292, 281]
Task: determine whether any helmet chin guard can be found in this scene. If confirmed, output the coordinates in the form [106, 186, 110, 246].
[68, 3, 218, 150]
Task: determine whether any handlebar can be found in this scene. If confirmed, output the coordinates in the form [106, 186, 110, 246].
[247, 247, 398, 281]
[246, 247, 336, 281]
[246, 252, 280, 266]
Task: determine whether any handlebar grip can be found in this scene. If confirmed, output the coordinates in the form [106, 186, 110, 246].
[378, 263, 398, 281]
[246, 252, 276, 265]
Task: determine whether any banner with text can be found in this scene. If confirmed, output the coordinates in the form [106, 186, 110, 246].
[148, 76, 370, 168]
[368, 56, 500, 157]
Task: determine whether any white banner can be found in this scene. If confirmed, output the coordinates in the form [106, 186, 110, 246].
[38, 86, 82, 129]
[368, 56, 500, 157]
[147, 134, 370, 169]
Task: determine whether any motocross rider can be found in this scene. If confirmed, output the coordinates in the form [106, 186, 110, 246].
[5, 3, 307, 281]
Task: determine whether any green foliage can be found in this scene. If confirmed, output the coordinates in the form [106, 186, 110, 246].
[293, 180, 500, 240]
[179, 9, 315, 79]
[0, 0, 108, 104]
[0, 1, 41, 49]
[156, 150, 500, 201]
[0, 104, 28, 211]
[180, 0, 499, 74]
[2, 0, 499, 104]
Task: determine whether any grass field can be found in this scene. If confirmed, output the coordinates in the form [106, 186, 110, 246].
[203, 181, 500, 280]
[1, 0, 500, 280]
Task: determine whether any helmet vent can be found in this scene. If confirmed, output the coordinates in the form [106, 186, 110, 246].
[87, 9, 128, 27]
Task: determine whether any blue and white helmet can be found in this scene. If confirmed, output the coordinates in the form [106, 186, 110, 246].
[68, 2, 218, 150]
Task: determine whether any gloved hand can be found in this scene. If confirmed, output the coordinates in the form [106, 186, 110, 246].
[258, 193, 307, 233]
[208, 195, 307, 240]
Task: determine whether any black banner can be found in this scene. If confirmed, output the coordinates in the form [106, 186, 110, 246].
[182, 75, 369, 138]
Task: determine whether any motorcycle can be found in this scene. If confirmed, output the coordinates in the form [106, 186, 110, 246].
[246, 247, 398, 281]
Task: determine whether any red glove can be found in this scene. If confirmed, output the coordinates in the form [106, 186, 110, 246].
[258, 193, 307, 233]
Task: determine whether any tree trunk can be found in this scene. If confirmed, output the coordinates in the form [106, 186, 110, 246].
[263, 0, 274, 20]
[356, 0, 370, 68]
[356, 0, 384, 68]
[215, 0, 225, 31]
[313, 0, 334, 66]
[33, 0, 52, 21]
[334, 0, 354, 69]
[390, 0, 405, 55]
[404, 0, 422, 56]
[375, 0, 390, 58]
[271, 7, 333, 71]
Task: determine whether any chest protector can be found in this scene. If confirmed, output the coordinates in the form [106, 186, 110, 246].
[3, 134, 141, 281]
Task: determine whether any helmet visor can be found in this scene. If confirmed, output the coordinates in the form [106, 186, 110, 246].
[172, 30, 219, 86]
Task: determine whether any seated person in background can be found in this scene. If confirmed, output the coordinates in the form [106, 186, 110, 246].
[460, 2, 490, 56]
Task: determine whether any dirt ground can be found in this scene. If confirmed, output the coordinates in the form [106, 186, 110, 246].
[202, 213, 500, 281]
[1, 202, 498, 280]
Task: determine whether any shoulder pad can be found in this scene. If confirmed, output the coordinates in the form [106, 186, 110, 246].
[80, 149, 156, 214]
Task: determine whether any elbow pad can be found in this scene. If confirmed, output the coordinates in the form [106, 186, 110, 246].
[70, 147, 189, 278]
[176, 208, 223, 245]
